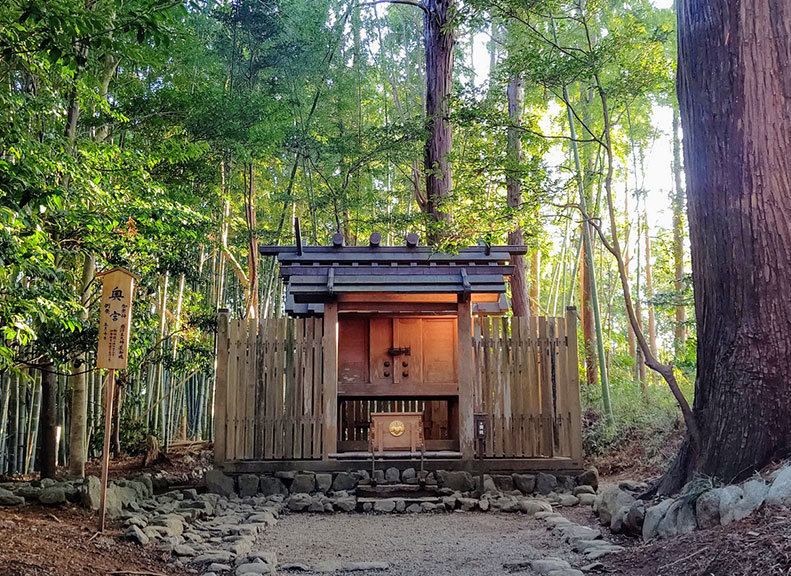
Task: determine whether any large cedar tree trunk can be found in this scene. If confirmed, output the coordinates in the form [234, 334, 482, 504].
[506, 71, 530, 317]
[662, 0, 791, 491]
[423, 0, 455, 235]
[39, 362, 58, 479]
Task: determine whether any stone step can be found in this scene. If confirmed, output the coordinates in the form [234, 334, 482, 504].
[357, 496, 442, 506]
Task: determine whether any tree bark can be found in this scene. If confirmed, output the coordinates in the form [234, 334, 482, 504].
[506, 70, 530, 317]
[661, 0, 791, 491]
[580, 245, 597, 387]
[39, 362, 57, 479]
[423, 0, 456, 237]
[671, 106, 687, 354]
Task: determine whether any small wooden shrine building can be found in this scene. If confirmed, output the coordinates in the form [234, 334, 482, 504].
[214, 232, 583, 473]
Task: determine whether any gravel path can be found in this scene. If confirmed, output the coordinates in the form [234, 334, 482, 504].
[257, 512, 585, 575]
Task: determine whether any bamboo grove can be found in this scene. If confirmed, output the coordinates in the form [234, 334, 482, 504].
[0, 0, 693, 476]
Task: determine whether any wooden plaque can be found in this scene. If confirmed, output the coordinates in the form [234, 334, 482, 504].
[96, 267, 138, 370]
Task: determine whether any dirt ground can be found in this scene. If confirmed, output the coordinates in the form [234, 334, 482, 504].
[258, 512, 588, 576]
[0, 504, 186, 576]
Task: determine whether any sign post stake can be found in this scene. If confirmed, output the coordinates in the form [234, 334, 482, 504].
[98, 369, 115, 532]
[95, 267, 138, 532]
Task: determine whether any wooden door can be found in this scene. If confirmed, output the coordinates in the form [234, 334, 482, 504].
[369, 318, 394, 386]
[393, 318, 423, 386]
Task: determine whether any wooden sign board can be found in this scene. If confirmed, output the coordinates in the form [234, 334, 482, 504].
[96, 267, 138, 370]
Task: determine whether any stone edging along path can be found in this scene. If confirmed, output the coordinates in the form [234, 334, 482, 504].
[1, 466, 629, 575]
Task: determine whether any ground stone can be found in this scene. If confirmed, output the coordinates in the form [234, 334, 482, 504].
[290, 474, 315, 494]
[259, 476, 288, 497]
[384, 468, 400, 483]
[287, 493, 313, 512]
[576, 468, 599, 491]
[174, 544, 197, 557]
[719, 485, 745, 525]
[695, 489, 721, 529]
[402, 468, 417, 484]
[520, 499, 552, 516]
[205, 470, 235, 497]
[512, 474, 536, 494]
[536, 473, 558, 495]
[235, 561, 275, 575]
[530, 558, 571, 574]
[733, 479, 769, 521]
[557, 494, 579, 507]
[315, 474, 332, 494]
[767, 466, 791, 508]
[238, 475, 260, 498]
[594, 484, 636, 526]
[331, 472, 357, 492]
[81, 476, 102, 510]
[573, 485, 595, 496]
[333, 495, 357, 512]
[642, 498, 674, 541]
[436, 471, 475, 493]
[406, 503, 422, 513]
[374, 499, 397, 513]
[624, 500, 645, 537]
[125, 524, 150, 546]
[577, 494, 596, 507]
[38, 486, 66, 505]
[493, 474, 514, 492]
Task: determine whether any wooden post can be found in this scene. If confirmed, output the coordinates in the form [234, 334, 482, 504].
[322, 302, 339, 459]
[566, 307, 583, 464]
[457, 298, 475, 459]
[214, 309, 230, 464]
[98, 369, 115, 532]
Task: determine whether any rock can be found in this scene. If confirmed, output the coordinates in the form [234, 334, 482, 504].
[151, 514, 184, 536]
[82, 476, 102, 510]
[576, 468, 599, 491]
[315, 474, 332, 494]
[513, 474, 536, 494]
[17, 486, 43, 500]
[458, 497, 478, 511]
[734, 479, 768, 521]
[402, 468, 417, 484]
[104, 485, 124, 518]
[287, 493, 313, 512]
[208, 563, 233, 573]
[192, 550, 235, 565]
[205, 470, 235, 497]
[642, 498, 674, 540]
[125, 525, 150, 546]
[695, 489, 721, 529]
[493, 474, 514, 492]
[274, 471, 296, 481]
[624, 501, 646, 537]
[594, 485, 635, 526]
[482, 475, 498, 494]
[259, 476, 289, 497]
[767, 466, 791, 508]
[436, 471, 475, 493]
[420, 502, 439, 512]
[558, 475, 576, 493]
[656, 498, 697, 537]
[290, 473, 315, 494]
[182, 488, 198, 500]
[478, 498, 490, 512]
[238, 474, 260, 498]
[332, 495, 357, 512]
[235, 561, 276, 575]
[618, 480, 649, 493]
[719, 485, 745, 525]
[530, 558, 571, 574]
[574, 485, 595, 496]
[384, 467, 400, 483]
[38, 486, 66, 506]
[307, 500, 324, 512]
[173, 544, 197, 557]
[331, 472, 357, 492]
[520, 499, 553, 516]
[536, 473, 558, 495]
[373, 470, 385, 485]
[406, 503, 422, 513]
[373, 499, 397, 513]
[557, 494, 580, 507]
[610, 507, 629, 534]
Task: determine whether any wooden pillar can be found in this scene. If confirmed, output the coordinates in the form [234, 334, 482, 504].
[566, 306, 583, 465]
[457, 298, 475, 459]
[214, 309, 229, 465]
[322, 302, 339, 459]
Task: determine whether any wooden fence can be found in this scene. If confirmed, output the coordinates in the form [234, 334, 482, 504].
[215, 314, 325, 462]
[472, 309, 582, 461]
[215, 309, 581, 464]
